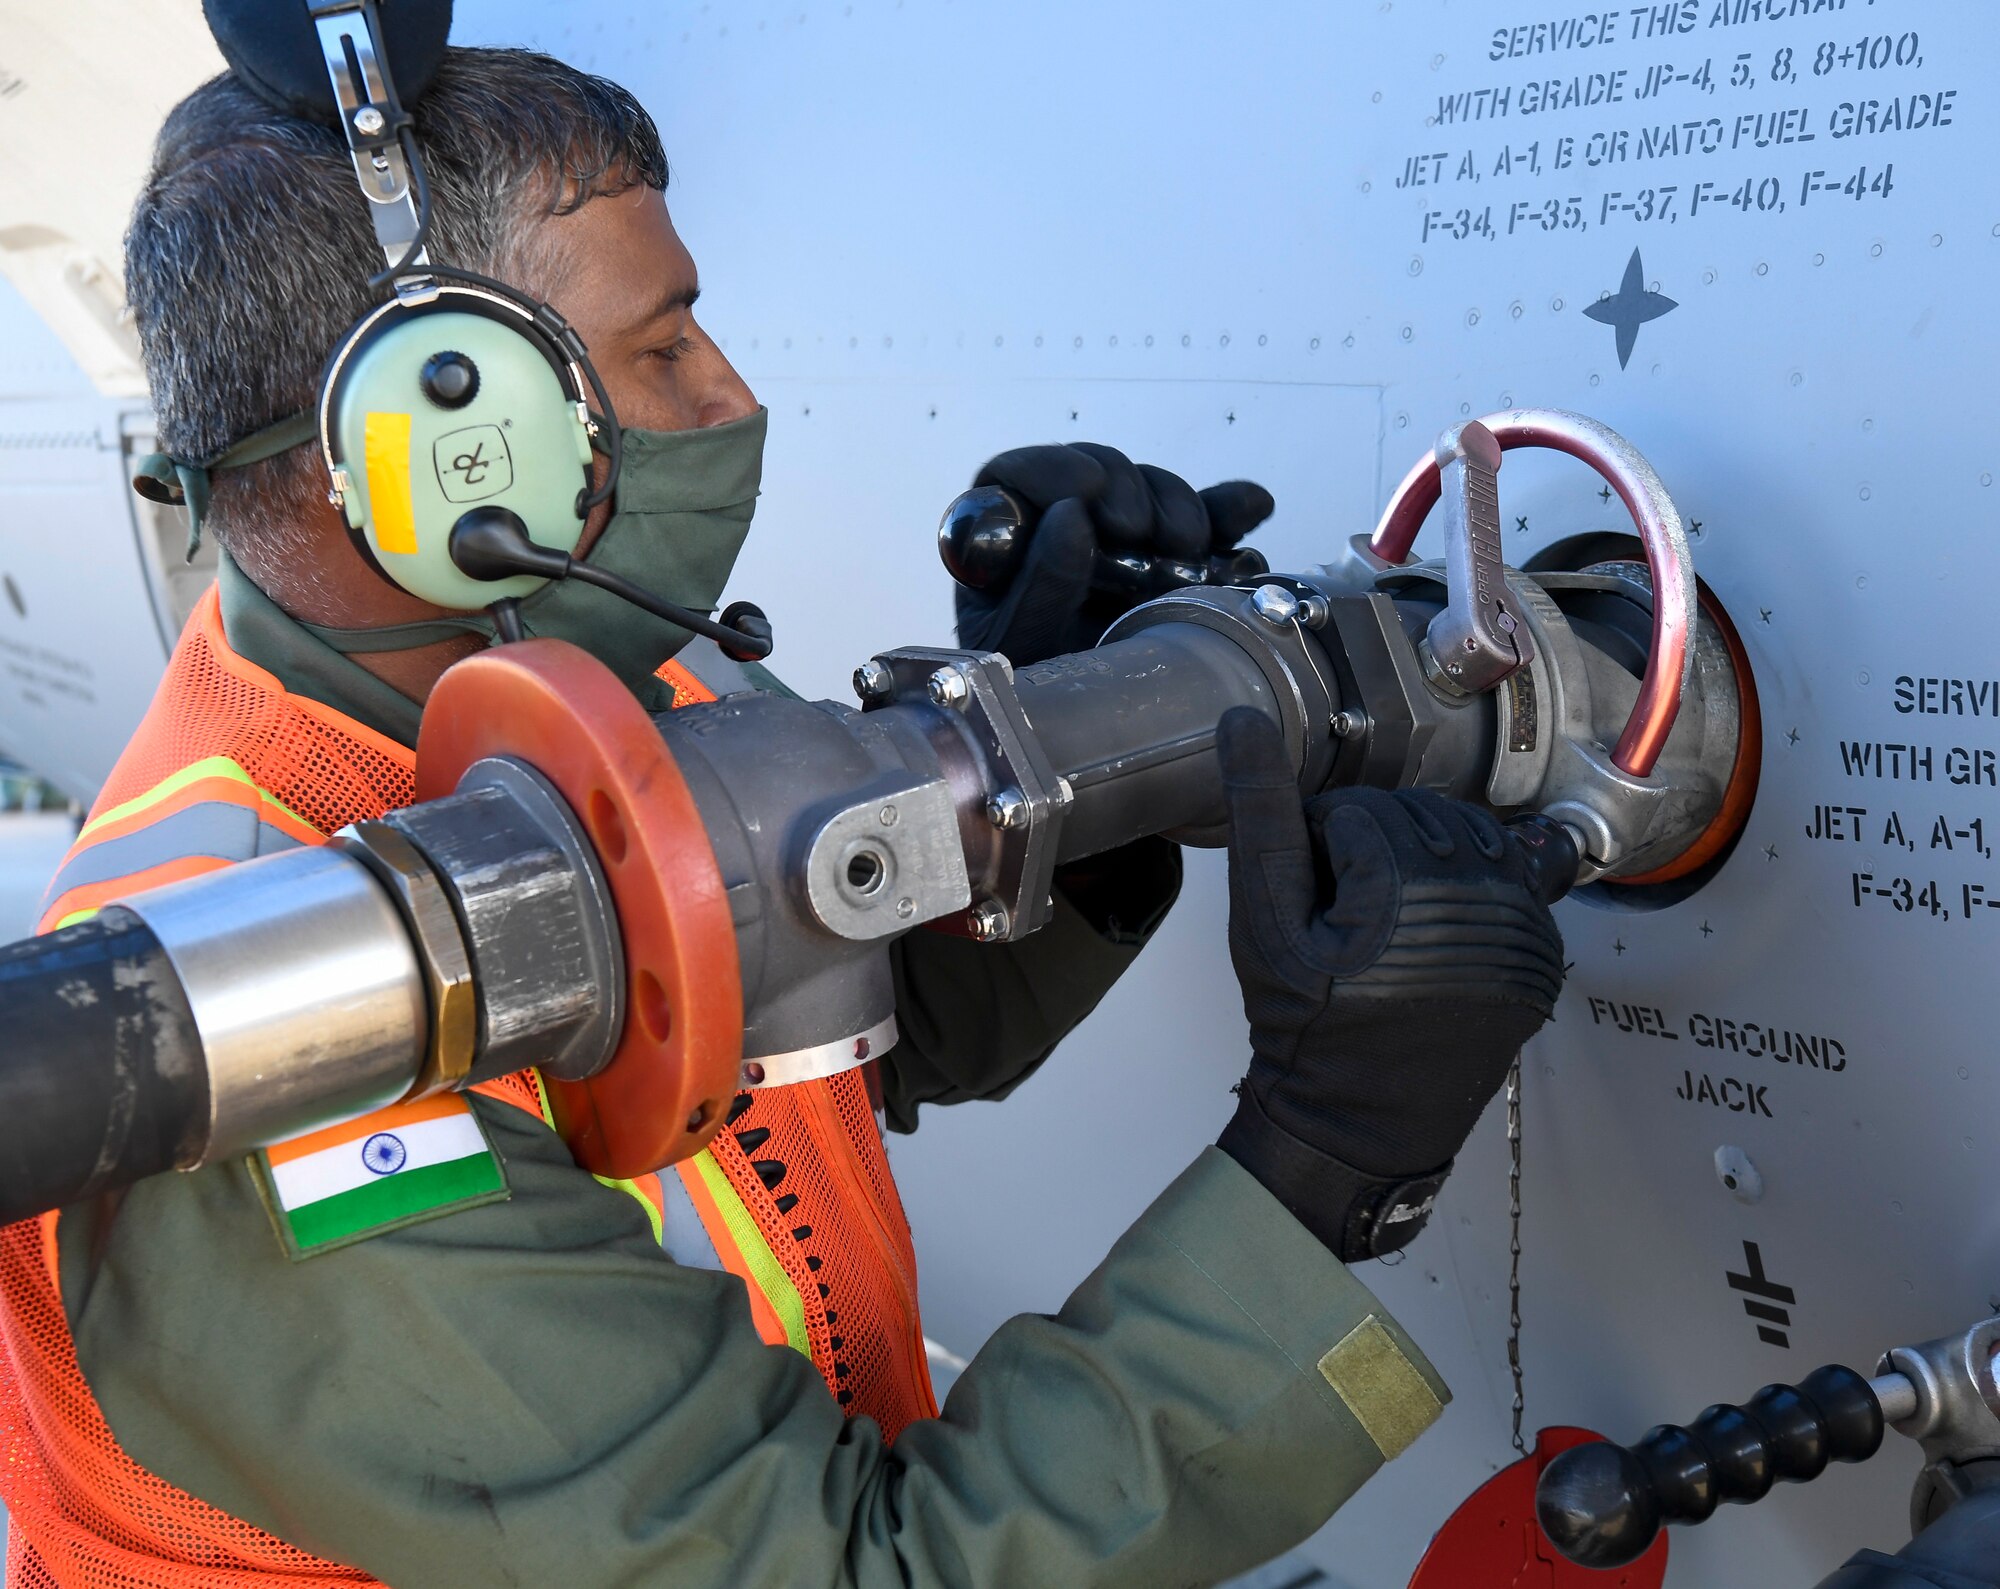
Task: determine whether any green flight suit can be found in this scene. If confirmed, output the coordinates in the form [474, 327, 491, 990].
[56, 559, 1450, 1586]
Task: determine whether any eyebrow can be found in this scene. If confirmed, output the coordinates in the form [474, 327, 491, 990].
[630, 279, 701, 331]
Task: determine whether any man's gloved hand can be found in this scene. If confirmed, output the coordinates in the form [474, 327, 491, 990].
[1212, 708, 1565, 1263]
[954, 443, 1275, 666]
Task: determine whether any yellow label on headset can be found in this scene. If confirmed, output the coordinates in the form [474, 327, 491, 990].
[362, 411, 419, 555]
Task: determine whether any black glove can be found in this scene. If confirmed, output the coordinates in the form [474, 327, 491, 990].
[1212, 709, 1564, 1262]
[954, 443, 1274, 666]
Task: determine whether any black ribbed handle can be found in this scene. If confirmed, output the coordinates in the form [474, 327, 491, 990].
[1535, 1365, 1885, 1569]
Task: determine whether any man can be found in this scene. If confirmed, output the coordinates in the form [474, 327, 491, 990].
[0, 45, 1564, 1588]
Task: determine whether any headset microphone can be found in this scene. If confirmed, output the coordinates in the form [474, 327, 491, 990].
[449, 508, 772, 660]
[280, 0, 771, 660]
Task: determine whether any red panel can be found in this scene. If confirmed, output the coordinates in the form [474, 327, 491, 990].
[1408, 1427, 1669, 1589]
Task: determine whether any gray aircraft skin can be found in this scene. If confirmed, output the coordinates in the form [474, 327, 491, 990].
[0, 311, 200, 800]
[0, 1, 1993, 1583]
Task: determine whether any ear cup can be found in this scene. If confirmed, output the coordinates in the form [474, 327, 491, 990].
[204, 0, 453, 125]
[323, 295, 596, 610]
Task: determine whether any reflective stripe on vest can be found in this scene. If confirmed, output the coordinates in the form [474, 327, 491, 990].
[39, 756, 324, 932]
[80, 755, 320, 847]
[600, 1158, 811, 1356]
[43, 854, 235, 933]
[602, 1152, 809, 1356]
[472, 873, 816, 1362]
[674, 1155, 810, 1354]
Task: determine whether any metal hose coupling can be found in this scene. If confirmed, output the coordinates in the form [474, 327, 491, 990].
[105, 754, 624, 1172]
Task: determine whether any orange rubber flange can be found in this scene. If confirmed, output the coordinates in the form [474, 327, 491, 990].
[1609, 577, 1763, 887]
[416, 639, 743, 1177]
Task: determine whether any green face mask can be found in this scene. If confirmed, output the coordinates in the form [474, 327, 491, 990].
[510, 404, 767, 691]
[296, 405, 769, 702]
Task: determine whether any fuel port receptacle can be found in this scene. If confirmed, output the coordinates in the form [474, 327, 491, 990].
[1526, 533, 1762, 912]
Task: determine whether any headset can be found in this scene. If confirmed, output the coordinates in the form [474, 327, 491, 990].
[214, 0, 771, 656]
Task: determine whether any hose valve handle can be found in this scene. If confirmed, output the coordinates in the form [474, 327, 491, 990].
[937, 485, 1027, 592]
[1504, 813, 1582, 905]
[937, 486, 1269, 599]
[1370, 408, 1696, 779]
[1423, 420, 1531, 697]
[1534, 1365, 1886, 1569]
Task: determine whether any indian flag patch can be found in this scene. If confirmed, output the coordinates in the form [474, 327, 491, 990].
[253, 1093, 508, 1259]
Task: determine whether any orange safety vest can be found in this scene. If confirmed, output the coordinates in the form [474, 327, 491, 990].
[0, 588, 936, 1588]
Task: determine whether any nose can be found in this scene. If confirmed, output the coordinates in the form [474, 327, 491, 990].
[696, 335, 758, 428]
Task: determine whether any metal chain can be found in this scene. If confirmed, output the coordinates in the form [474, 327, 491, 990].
[1506, 1054, 1527, 1457]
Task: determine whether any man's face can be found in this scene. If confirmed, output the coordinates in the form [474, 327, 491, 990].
[537, 185, 757, 436]
[263, 185, 757, 643]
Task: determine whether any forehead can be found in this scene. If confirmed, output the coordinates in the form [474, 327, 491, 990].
[533, 185, 695, 321]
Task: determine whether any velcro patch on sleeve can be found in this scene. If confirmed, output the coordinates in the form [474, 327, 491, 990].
[1317, 1313, 1444, 1461]
[252, 1093, 508, 1260]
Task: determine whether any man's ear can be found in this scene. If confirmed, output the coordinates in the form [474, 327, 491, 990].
[202, 0, 453, 126]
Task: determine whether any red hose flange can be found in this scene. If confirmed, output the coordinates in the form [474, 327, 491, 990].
[417, 639, 744, 1177]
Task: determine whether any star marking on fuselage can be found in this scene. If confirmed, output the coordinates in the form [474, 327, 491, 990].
[1584, 248, 1678, 369]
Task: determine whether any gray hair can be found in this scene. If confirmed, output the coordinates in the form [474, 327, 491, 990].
[125, 47, 668, 553]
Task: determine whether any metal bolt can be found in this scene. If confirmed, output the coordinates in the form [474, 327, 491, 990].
[1054, 776, 1075, 806]
[1331, 710, 1365, 739]
[895, 896, 916, 919]
[1298, 593, 1332, 629]
[968, 900, 1009, 942]
[853, 659, 894, 702]
[878, 804, 899, 827]
[1714, 1145, 1763, 1204]
[985, 789, 1029, 830]
[352, 106, 387, 137]
[1250, 584, 1301, 627]
[928, 665, 971, 708]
